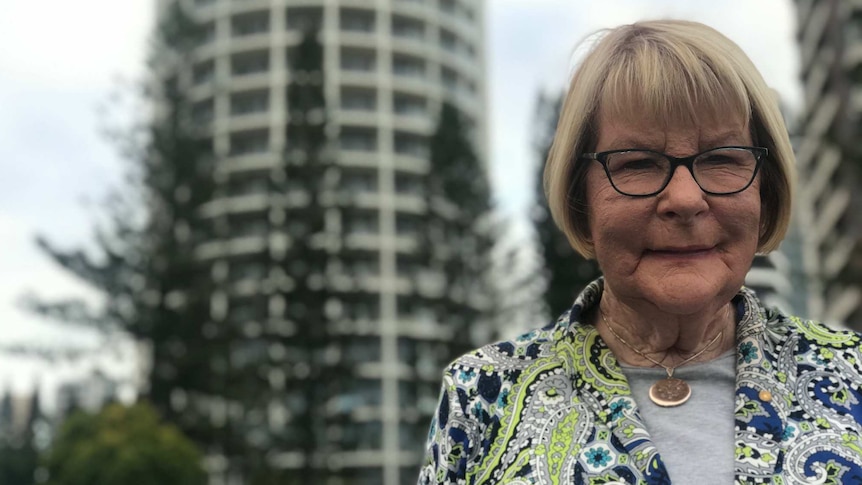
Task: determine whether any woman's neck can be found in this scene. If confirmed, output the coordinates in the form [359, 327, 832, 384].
[595, 285, 737, 369]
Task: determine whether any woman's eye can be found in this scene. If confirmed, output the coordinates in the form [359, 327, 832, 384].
[613, 157, 662, 171]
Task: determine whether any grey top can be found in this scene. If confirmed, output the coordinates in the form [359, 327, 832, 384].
[620, 349, 736, 484]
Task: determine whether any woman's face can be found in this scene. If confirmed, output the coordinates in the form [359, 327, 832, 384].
[586, 114, 762, 316]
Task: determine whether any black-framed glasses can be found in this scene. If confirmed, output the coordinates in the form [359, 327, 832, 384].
[580, 146, 767, 197]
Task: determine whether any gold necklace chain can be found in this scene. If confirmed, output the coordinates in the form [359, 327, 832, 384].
[600, 310, 723, 378]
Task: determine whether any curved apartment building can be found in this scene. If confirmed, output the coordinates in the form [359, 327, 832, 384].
[154, 0, 488, 484]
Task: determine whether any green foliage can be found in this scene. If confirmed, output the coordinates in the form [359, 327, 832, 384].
[19, 0, 221, 475]
[0, 390, 47, 485]
[531, 93, 601, 317]
[41, 403, 206, 485]
[0, 440, 38, 485]
[424, 102, 497, 349]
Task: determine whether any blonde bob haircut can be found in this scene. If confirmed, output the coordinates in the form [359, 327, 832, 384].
[544, 20, 796, 259]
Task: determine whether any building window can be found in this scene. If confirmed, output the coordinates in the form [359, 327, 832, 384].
[396, 213, 420, 237]
[440, 28, 458, 52]
[397, 337, 416, 362]
[347, 211, 379, 235]
[393, 54, 425, 77]
[394, 132, 427, 158]
[334, 380, 382, 412]
[341, 423, 383, 452]
[192, 99, 214, 123]
[228, 297, 262, 325]
[286, 7, 323, 32]
[342, 168, 378, 194]
[442, 66, 458, 91]
[232, 11, 269, 36]
[392, 15, 424, 39]
[232, 49, 270, 76]
[231, 339, 267, 368]
[193, 61, 215, 84]
[345, 297, 379, 320]
[340, 8, 375, 32]
[231, 215, 269, 238]
[231, 260, 267, 282]
[288, 218, 318, 238]
[340, 127, 377, 151]
[199, 22, 216, 45]
[393, 93, 426, 116]
[398, 381, 418, 408]
[343, 337, 381, 365]
[397, 297, 436, 324]
[230, 129, 269, 155]
[395, 172, 425, 196]
[231, 89, 269, 115]
[228, 173, 268, 197]
[341, 47, 376, 72]
[341, 87, 377, 111]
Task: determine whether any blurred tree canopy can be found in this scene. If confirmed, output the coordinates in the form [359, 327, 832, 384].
[0, 389, 46, 485]
[41, 403, 206, 485]
[531, 93, 601, 318]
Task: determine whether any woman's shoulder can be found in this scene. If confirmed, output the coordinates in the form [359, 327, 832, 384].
[764, 306, 860, 345]
[443, 313, 570, 377]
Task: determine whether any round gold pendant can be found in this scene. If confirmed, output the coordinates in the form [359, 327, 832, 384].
[649, 377, 691, 407]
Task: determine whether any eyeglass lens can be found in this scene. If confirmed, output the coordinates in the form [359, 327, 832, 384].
[604, 148, 759, 195]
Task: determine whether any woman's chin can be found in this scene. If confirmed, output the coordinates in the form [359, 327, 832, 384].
[631, 274, 733, 316]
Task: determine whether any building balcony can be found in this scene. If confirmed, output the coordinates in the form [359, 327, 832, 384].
[391, 193, 426, 214]
[391, 153, 429, 174]
[798, 1, 832, 73]
[194, 235, 268, 260]
[224, 112, 271, 132]
[229, 34, 272, 53]
[225, 71, 271, 91]
[336, 31, 377, 50]
[336, 150, 381, 169]
[398, 321, 454, 341]
[391, 0, 428, 20]
[390, 113, 434, 134]
[228, 0, 271, 15]
[219, 152, 280, 174]
[339, 70, 380, 87]
[335, 109, 380, 129]
[814, 189, 851, 238]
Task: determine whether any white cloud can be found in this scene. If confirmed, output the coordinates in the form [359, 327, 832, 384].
[0, 0, 153, 88]
[0, 0, 153, 396]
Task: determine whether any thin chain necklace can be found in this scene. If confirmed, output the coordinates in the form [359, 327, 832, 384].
[600, 310, 724, 407]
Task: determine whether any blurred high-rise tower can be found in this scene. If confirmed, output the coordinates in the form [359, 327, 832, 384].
[795, 0, 862, 330]
[153, 0, 488, 484]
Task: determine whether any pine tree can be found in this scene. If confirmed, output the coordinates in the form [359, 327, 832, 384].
[0, 389, 40, 485]
[426, 101, 495, 354]
[531, 93, 601, 318]
[26, 0, 217, 474]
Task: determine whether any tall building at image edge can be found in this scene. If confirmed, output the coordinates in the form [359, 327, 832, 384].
[794, 0, 862, 331]
[154, 0, 489, 484]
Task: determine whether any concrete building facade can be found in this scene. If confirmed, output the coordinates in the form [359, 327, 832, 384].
[154, 0, 488, 484]
[794, 0, 862, 330]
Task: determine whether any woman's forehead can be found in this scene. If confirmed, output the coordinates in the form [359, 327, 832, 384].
[594, 112, 751, 150]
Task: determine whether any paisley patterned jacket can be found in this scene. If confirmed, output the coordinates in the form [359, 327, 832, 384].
[418, 279, 862, 484]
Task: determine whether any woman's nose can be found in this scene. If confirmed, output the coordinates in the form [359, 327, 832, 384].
[657, 166, 708, 221]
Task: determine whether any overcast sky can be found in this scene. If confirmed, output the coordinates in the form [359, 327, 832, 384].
[0, 0, 800, 398]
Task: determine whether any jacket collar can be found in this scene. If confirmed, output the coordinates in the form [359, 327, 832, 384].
[558, 278, 781, 482]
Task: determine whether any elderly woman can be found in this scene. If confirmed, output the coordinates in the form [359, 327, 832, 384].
[419, 20, 862, 484]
